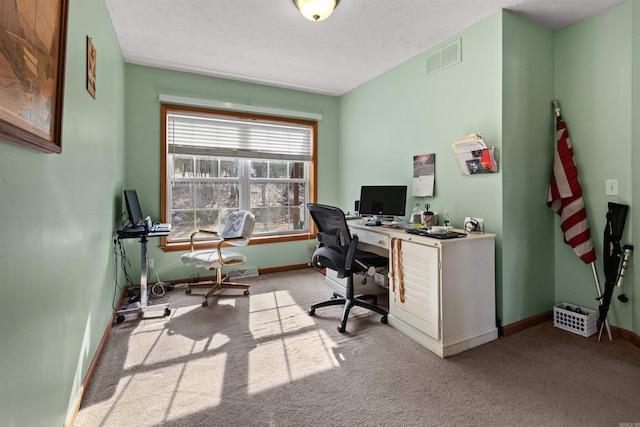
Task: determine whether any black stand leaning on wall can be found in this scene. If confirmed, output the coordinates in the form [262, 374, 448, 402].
[597, 202, 629, 341]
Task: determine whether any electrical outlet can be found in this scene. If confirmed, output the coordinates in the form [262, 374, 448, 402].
[606, 179, 619, 196]
[148, 258, 154, 269]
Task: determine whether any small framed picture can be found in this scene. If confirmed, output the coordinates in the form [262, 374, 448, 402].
[0, 0, 69, 153]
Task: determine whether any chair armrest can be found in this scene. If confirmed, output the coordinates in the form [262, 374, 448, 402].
[311, 246, 347, 277]
[189, 229, 219, 251]
[344, 235, 359, 273]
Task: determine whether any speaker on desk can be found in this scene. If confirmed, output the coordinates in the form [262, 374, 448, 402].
[355, 200, 360, 212]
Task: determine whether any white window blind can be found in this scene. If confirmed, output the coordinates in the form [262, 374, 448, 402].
[167, 110, 313, 161]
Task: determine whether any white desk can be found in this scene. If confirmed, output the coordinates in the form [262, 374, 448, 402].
[348, 221, 497, 358]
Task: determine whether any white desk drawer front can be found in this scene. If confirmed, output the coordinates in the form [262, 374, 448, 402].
[391, 240, 440, 340]
[352, 228, 389, 248]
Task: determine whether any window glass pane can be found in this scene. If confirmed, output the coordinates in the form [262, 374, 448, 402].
[173, 157, 193, 178]
[195, 209, 220, 231]
[291, 162, 304, 178]
[194, 158, 218, 177]
[251, 161, 268, 178]
[220, 159, 239, 177]
[250, 182, 305, 232]
[164, 106, 315, 243]
[269, 161, 288, 178]
[171, 209, 225, 240]
[193, 182, 241, 209]
[252, 206, 305, 233]
[171, 210, 194, 240]
[172, 182, 193, 210]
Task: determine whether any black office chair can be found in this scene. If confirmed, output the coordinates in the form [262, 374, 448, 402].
[307, 203, 389, 333]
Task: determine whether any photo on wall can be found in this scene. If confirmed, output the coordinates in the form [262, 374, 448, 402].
[412, 153, 435, 196]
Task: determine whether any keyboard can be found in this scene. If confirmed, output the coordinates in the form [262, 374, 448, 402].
[150, 223, 171, 233]
[405, 228, 467, 239]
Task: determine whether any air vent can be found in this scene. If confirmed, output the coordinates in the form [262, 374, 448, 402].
[425, 38, 461, 76]
[227, 266, 259, 279]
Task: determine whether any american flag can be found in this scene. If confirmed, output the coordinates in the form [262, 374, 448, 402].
[547, 115, 596, 264]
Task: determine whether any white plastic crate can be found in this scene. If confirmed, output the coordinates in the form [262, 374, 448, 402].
[553, 303, 597, 337]
[374, 271, 389, 288]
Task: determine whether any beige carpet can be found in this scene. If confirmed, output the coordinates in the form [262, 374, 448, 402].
[75, 269, 640, 426]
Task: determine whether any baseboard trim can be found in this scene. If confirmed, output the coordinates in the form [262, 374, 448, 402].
[502, 310, 553, 336]
[138, 264, 313, 288]
[503, 310, 640, 349]
[610, 324, 640, 348]
[64, 312, 117, 427]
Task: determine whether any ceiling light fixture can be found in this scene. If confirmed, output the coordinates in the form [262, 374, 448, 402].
[293, 0, 340, 22]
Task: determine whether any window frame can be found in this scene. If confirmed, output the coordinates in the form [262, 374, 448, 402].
[159, 103, 318, 252]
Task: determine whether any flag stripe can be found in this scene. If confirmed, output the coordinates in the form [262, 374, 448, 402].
[547, 117, 596, 265]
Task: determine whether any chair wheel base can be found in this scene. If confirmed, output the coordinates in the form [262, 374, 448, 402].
[185, 289, 192, 295]
[381, 315, 388, 324]
[338, 323, 346, 333]
[244, 290, 250, 295]
[308, 308, 316, 316]
[201, 300, 208, 307]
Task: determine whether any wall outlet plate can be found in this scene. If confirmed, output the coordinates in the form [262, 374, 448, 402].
[605, 179, 619, 196]
[464, 217, 484, 233]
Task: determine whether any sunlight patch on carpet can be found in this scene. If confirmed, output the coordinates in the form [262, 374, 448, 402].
[246, 291, 341, 394]
[249, 291, 315, 339]
[247, 328, 340, 394]
[166, 353, 227, 422]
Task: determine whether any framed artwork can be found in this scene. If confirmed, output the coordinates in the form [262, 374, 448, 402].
[0, 0, 69, 154]
[87, 36, 96, 98]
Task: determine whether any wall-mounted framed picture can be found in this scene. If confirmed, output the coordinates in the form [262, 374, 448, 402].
[87, 36, 96, 99]
[0, 0, 69, 154]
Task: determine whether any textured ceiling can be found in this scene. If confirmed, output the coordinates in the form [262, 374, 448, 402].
[105, 0, 625, 96]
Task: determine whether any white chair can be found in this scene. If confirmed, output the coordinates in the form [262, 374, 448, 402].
[181, 210, 255, 307]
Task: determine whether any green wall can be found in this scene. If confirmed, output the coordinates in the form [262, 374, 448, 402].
[1, 2, 640, 425]
[0, 0, 126, 425]
[339, 16, 503, 225]
[123, 65, 340, 281]
[554, 3, 634, 330]
[337, 4, 638, 332]
[338, 11, 553, 326]
[501, 14, 555, 325]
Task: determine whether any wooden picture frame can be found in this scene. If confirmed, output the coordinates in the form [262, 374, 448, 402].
[0, 0, 69, 154]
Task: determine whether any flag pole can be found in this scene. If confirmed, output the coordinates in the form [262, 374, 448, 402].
[589, 262, 612, 341]
[551, 100, 612, 341]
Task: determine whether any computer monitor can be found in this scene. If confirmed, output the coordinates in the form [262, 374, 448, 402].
[124, 189, 144, 227]
[358, 185, 408, 221]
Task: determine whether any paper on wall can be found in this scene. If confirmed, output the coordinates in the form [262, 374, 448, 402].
[413, 153, 435, 196]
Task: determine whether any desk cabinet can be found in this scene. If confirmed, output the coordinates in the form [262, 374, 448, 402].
[348, 223, 497, 358]
[388, 233, 497, 357]
[390, 240, 440, 340]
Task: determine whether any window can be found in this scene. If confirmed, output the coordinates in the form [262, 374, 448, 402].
[161, 104, 317, 249]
